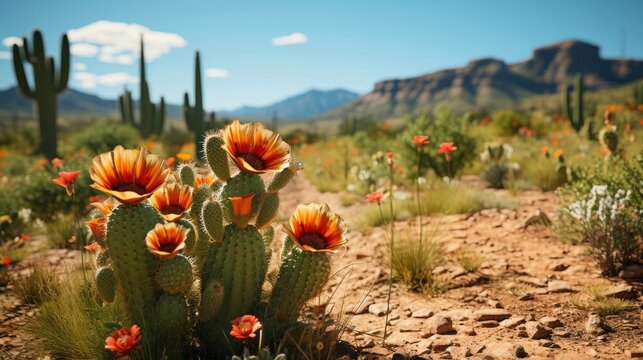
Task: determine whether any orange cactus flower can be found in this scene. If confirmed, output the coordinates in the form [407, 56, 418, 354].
[411, 135, 430, 148]
[2, 256, 11, 265]
[284, 203, 348, 254]
[553, 149, 564, 158]
[221, 120, 291, 174]
[86, 217, 107, 240]
[194, 172, 216, 188]
[51, 157, 64, 167]
[104, 324, 142, 359]
[176, 153, 191, 162]
[88, 194, 104, 203]
[540, 145, 549, 155]
[91, 197, 119, 216]
[52, 170, 81, 196]
[229, 194, 255, 217]
[366, 191, 384, 204]
[230, 315, 262, 343]
[145, 223, 188, 260]
[84, 241, 100, 252]
[165, 156, 176, 167]
[438, 142, 457, 160]
[150, 183, 193, 222]
[600, 147, 611, 157]
[89, 146, 169, 205]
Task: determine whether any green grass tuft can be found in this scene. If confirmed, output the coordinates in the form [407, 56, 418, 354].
[13, 266, 61, 305]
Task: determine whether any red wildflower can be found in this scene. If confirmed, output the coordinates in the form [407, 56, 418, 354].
[366, 191, 384, 204]
[105, 324, 142, 359]
[438, 142, 457, 160]
[2, 256, 11, 265]
[52, 171, 81, 196]
[386, 151, 394, 159]
[84, 241, 100, 252]
[20, 233, 29, 241]
[411, 135, 430, 148]
[230, 315, 262, 343]
[51, 157, 64, 167]
[88, 195, 104, 203]
[165, 156, 176, 167]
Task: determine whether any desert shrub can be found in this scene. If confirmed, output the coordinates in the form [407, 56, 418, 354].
[66, 122, 140, 154]
[519, 155, 567, 191]
[454, 250, 485, 272]
[396, 106, 477, 180]
[159, 125, 193, 154]
[0, 125, 37, 153]
[13, 266, 61, 305]
[479, 143, 519, 188]
[563, 184, 641, 275]
[491, 109, 531, 136]
[389, 230, 443, 292]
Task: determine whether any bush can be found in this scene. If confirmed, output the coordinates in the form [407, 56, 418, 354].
[160, 125, 193, 154]
[66, 122, 141, 155]
[389, 230, 443, 292]
[491, 109, 531, 136]
[396, 106, 477, 180]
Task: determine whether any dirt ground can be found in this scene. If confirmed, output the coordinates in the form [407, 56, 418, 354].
[1, 173, 641, 359]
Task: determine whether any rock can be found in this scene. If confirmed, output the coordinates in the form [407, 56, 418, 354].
[518, 293, 534, 301]
[486, 342, 528, 359]
[474, 308, 511, 321]
[517, 276, 546, 287]
[553, 329, 571, 338]
[604, 284, 637, 300]
[549, 262, 569, 271]
[448, 346, 472, 359]
[539, 316, 563, 328]
[619, 264, 643, 282]
[460, 326, 476, 336]
[472, 344, 486, 354]
[539, 340, 560, 348]
[411, 308, 434, 319]
[346, 301, 372, 314]
[398, 318, 423, 333]
[431, 338, 453, 353]
[428, 315, 454, 335]
[586, 348, 598, 357]
[547, 280, 575, 293]
[517, 329, 528, 338]
[525, 321, 551, 339]
[500, 316, 526, 329]
[368, 303, 391, 316]
[584, 313, 606, 336]
[480, 320, 499, 328]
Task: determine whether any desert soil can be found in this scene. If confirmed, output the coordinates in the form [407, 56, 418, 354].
[1, 173, 641, 359]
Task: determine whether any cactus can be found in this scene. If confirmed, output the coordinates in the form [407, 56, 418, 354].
[118, 37, 165, 138]
[184, 51, 209, 160]
[95, 266, 116, 303]
[599, 125, 619, 155]
[157, 254, 193, 295]
[571, 73, 584, 132]
[11, 29, 69, 159]
[561, 80, 572, 121]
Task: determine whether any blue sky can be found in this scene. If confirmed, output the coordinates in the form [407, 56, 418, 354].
[1, 0, 643, 110]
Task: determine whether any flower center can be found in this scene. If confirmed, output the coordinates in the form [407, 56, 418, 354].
[118, 335, 130, 345]
[115, 183, 147, 194]
[239, 321, 252, 333]
[158, 243, 178, 253]
[299, 233, 327, 250]
[162, 205, 185, 215]
[240, 153, 265, 170]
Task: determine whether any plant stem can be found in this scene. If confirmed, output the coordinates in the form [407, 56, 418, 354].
[76, 215, 87, 285]
[416, 147, 423, 245]
[383, 161, 395, 345]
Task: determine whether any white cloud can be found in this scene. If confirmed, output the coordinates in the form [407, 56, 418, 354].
[0, 51, 10, 60]
[115, 54, 133, 64]
[272, 32, 308, 46]
[73, 62, 87, 71]
[73, 71, 138, 88]
[2, 36, 23, 47]
[67, 20, 186, 63]
[71, 43, 99, 57]
[205, 68, 229, 78]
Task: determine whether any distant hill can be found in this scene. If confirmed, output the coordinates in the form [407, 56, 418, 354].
[0, 86, 183, 118]
[222, 89, 359, 121]
[326, 40, 643, 120]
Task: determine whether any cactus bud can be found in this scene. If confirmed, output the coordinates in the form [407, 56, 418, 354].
[204, 134, 230, 181]
[95, 266, 116, 303]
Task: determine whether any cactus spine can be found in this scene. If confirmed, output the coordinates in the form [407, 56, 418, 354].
[11, 29, 69, 159]
[184, 51, 208, 160]
[118, 37, 165, 138]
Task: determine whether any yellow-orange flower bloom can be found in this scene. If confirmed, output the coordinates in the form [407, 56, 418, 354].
[221, 120, 290, 174]
[145, 223, 188, 259]
[229, 194, 255, 218]
[284, 203, 347, 254]
[86, 217, 107, 240]
[194, 172, 216, 188]
[553, 149, 564, 158]
[89, 146, 169, 204]
[150, 183, 193, 222]
[91, 197, 119, 216]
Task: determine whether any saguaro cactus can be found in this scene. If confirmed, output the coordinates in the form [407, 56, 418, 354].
[184, 50, 209, 160]
[12, 29, 70, 159]
[118, 37, 165, 138]
[572, 73, 584, 133]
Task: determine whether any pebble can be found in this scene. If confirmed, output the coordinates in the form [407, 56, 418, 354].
[604, 284, 637, 300]
[538, 340, 560, 348]
[525, 321, 552, 339]
[368, 303, 390, 316]
[428, 315, 454, 335]
[539, 316, 563, 328]
[547, 280, 575, 293]
[480, 320, 499, 328]
[431, 338, 453, 353]
[411, 308, 434, 319]
[474, 308, 511, 321]
[500, 316, 526, 329]
[584, 313, 606, 335]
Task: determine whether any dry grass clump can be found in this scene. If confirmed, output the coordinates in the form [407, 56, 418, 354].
[13, 266, 61, 305]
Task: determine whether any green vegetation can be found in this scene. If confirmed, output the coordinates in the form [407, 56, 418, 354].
[13, 266, 61, 305]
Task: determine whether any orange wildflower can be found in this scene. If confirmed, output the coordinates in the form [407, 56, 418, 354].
[51, 157, 63, 167]
[230, 315, 262, 343]
[145, 223, 188, 260]
[284, 203, 348, 254]
[52, 170, 81, 196]
[553, 149, 564, 158]
[150, 183, 193, 222]
[89, 146, 169, 204]
[104, 324, 141, 359]
[366, 191, 384, 204]
[221, 120, 291, 174]
[86, 217, 107, 240]
[411, 135, 430, 148]
[84, 241, 100, 252]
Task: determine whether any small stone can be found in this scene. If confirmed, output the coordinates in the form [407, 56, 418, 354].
[586, 348, 598, 357]
[539, 316, 563, 328]
[460, 326, 476, 336]
[486, 343, 528, 359]
[431, 338, 453, 353]
[480, 320, 499, 328]
[525, 321, 551, 339]
[619, 264, 643, 282]
[428, 315, 454, 335]
[553, 329, 571, 338]
[474, 308, 511, 321]
[549, 262, 569, 271]
[346, 301, 372, 314]
[539, 340, 560, 348]
[412, 308, 434, 319]
[585, 313, 606, 336]
[472, 344, 486, 354]
[547, 280, 575, 293]
[604, 284, 637, 300]
[500, 316, 526, 329]
[368, 303, 390, 316]
[398, 318, 422, 333]
[448, 346, 472, 358]
[517, 329, 528, 338]
[519, 293, 534, 301]
[625, 348, 643, 358]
